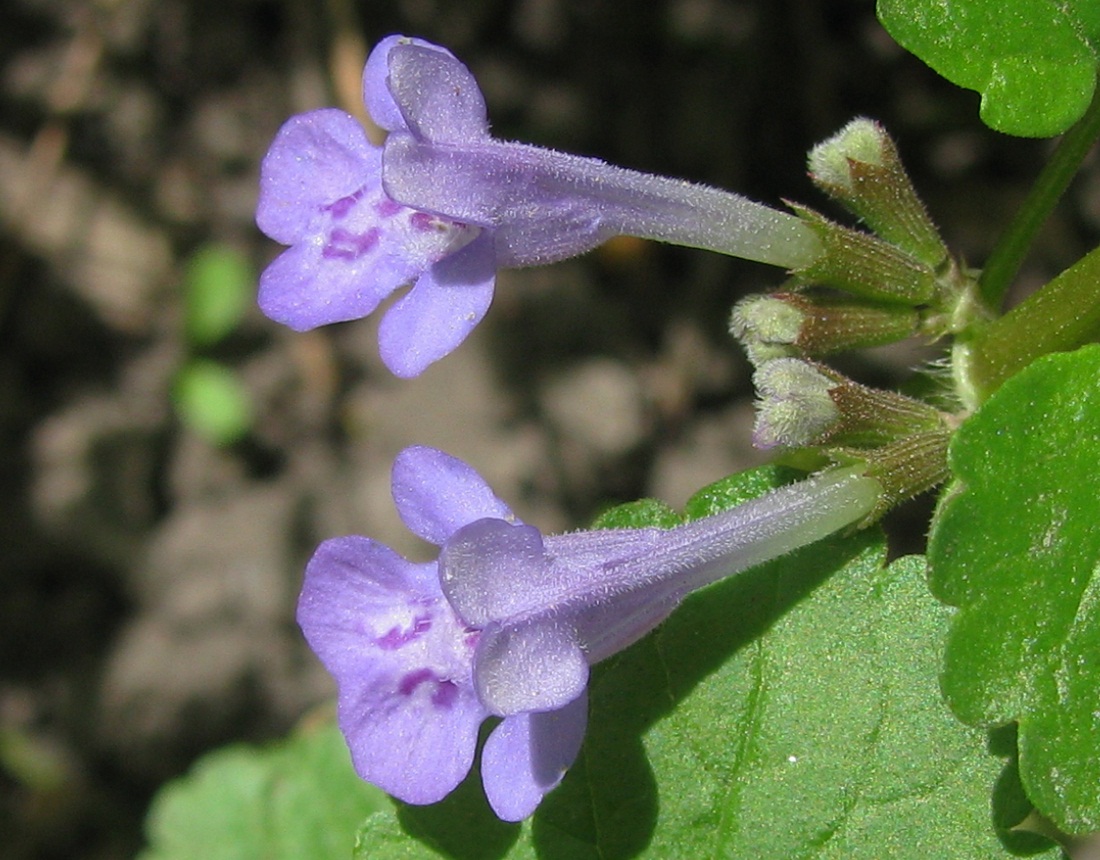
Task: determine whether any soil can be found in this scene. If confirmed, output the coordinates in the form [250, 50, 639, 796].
[1, 1, 1093, 857]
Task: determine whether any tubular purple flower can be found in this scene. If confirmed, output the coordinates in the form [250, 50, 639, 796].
[255, 35, 823, 377]
[297, 446, 880, 821]
[375, 37, 822, 269]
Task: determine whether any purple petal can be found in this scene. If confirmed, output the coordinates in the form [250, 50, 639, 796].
[481, 691, 588, 821]
[258, 240, 403, 331]
[386, 43, 490, 143]
[378, 235, 496, 377]
[338, 664, 486, 805]
[256, 109, 377, 245]
[297, 536, 487, 804]
[391, 446, 515, 547]
[568, 584, 681, 666]
[297, 536, 438, 677]
[362, 36, 449, 133]
[440, 519, 665, 626]
[258, 166, 481, 332]
[473, 617, 589, 715]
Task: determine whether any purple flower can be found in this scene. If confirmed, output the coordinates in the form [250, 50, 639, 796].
[373, 37, 820, 270]
[257, 35, 822, 377]
[298, 446, 879, 821]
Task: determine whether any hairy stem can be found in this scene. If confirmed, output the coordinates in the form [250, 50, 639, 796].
[978, 79, 1100, 310]
[961, 244, 1100, 403]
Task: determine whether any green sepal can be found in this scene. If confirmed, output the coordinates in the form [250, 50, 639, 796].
[791, 206, 937, 305]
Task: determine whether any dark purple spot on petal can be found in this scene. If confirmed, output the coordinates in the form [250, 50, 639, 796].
[396, 669, 461, 710]
[375, 614, 433, 650]
[374, 198, 403, 218]
[323, 226, 381, 260]
[432, 680, 459, 709]
[327, 196, 354, 219]
[397, 667, 434, 696]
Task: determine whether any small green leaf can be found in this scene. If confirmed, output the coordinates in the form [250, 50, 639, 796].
[141, 718, 389, 860]
[355, 541, 1056, 858]
[684, 464, 802, 519]
[877, 0, 1100, 137]
[929, 344, 1100, 833]
[184, 243, 253, 347]
[173, 359, 252, 445]
[591, 467, 806, 531]
[591, 499, 680, 530]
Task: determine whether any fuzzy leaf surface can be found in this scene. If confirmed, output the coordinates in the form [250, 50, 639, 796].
[140, 718, 388, 859]
[930, 344, 1100, 833]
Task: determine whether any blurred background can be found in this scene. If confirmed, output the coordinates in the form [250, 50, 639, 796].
[1, 0, 1095, 856]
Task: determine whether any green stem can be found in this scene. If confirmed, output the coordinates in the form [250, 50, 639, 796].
[962, 244, 1100, 403]
[977, 78, 1100, 310]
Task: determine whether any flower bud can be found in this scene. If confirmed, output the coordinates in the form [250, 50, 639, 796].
[808, 118, 947, 270]
[752, 359, 947, 450]
[731, 291, 920, 364]
[752, 359, 840, 449]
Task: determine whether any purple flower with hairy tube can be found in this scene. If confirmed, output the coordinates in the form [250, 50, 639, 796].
[298, 446, 880, 821]
[257, 35, 823, 377]
[371, 37, 820, 272]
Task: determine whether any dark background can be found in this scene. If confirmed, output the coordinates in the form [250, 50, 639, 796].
[1, 0, 1093, 856]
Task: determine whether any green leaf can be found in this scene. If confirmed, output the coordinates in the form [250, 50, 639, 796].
[877, 0, 1100, 137]
[591, 466, 802, 530]
[355, 537, 1056, 858]
[184, 243, 253, 347]
[929, 344, 1100, 833]
[683, 465, 802, 519]
[591, 498, 680, 530]
[141, 717, 389, 860]
[173, 359, 252, 445]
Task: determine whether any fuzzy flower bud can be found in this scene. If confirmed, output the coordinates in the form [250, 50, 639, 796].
[752, 358, 947, 450]
[752, 359, 840, 448]
[731, 290, 920, 364]
[808, 118, 947, 269]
